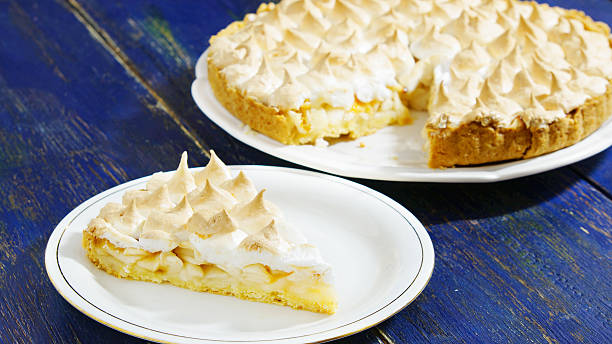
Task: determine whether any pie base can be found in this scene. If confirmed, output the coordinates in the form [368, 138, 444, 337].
[83, 232, 337, 314]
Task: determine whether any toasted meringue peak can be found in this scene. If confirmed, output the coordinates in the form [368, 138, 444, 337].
[527, 57, 553, 91]
[146, 171, 171, 193]
[230, 190, 276, 234]
[141, 210, 182, 236]
[508, 69, 548, 107]
[311, 52, 335, 75]
[281, 50, 307, 72]
[220, 171, 258, 202]
[89, 218, 139, 248]
[527, 92, 546, 112]
[429, 81, 471, 115]
[243, 56, 283, 100]
[268, 68, 310, 109]
[496, 10, 516, 30]
[528, 2, 559, 30]
[451, 41, 491, 74]
[166, 152, 197, 199]
[520, 92, 565, 127]
[569, 67, 607, 97]
[168, 196, 194, 219]
[300, 8, 330, 35]
[325, 17, 359, 43]
[338, 30, 361, 51]
[188, 180, 237, 218]
[504, 44, 525, 72]
[442, 10, 504, 46]
[455, 76, 482, 102]
[540, 72, 588, 112]
[282, 0, 318, 18]
[487, 60, 515, 94]
[285, 27, 319, 53]
[139, 185, 175, 212]
[239, 220, 283, 254]
[194, 150, 231, 186]
[487, 29, 516, 59]
[534, 48, 570, 71]
[428, 1, 456, 26]
[188, 209, 239, 237]
[332, 0, 371, 26]
[261, 6, 296, 29]
[111, 200, 145, 237]
[383, 25, 409, 47]
[516, 15, 547, 43]
[501, 0, 521, 21]
[99, 202, 122, 220]
[478, 79, 522, 115]
[361, 0, 391, 16]
[251, 22, 282, 49]
[395, 0, 433, 15]
[410, 25, 461, 60]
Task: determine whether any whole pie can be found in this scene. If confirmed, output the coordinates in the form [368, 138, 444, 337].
[207, 0, 612, 168]
[83, 152, 337, 314]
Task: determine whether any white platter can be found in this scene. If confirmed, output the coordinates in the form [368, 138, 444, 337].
[192, 51, 612, 182]
[46, 166, 434, 344]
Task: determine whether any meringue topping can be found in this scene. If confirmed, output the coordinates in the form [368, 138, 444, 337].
[86, 151, 332, 276]
[208, 0, 612, 131]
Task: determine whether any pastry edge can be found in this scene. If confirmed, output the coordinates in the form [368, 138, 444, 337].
[207, 60, 411, 145]
[426, 77, 612, 168]
[82, 231, 337, 314]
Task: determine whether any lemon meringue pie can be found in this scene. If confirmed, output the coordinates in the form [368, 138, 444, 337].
[83, 151, 337, 314]
[207, 0, 612, 167]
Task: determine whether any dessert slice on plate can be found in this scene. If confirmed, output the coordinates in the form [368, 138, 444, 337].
[83, 151, 336, 314]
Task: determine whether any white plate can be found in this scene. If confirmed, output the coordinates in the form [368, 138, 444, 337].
[46, 166, 434, 344]
[192, 50, 612, 182]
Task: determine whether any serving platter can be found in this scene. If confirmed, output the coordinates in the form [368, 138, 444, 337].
[46, 165, 435, 343]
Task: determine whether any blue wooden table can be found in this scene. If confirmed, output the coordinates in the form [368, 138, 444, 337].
[1, 0, 611, 343]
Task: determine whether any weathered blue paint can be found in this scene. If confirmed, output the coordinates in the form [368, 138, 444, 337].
[0, 0, 610, 343]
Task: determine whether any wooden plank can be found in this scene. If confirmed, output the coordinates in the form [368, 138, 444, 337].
[359, 169, 612, 343]
[572, 148, 612, 199]
[63, 0, 289, 167]
[0, 1, 375, 343]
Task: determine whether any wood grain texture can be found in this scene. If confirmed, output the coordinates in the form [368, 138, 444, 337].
[0, 0, 610, 343]
[65, 0, 289, 168]
[572, 148, 612, 199]
[359, 169, 612, 343]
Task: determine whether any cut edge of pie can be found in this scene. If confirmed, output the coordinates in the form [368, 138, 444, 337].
[425, 77, 612, 167]
[82, 151, 337, 314]
[206, 1, 612, 168]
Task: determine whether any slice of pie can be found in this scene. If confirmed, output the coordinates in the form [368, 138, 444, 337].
[82, 151, 337, 314]
[206, 0, 612, 167]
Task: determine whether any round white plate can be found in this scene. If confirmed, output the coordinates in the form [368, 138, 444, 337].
[46, 166, 434, 344]
[192, 51, 612, 182]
